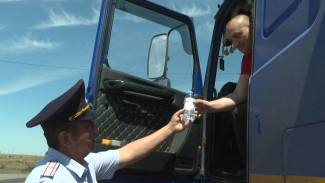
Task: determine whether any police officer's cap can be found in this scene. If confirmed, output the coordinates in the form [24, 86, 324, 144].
[26, 79, 98, 131]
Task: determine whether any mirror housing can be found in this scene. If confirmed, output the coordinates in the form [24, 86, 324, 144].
[153, 78, 171, 87]
[147, 34, 168, 79]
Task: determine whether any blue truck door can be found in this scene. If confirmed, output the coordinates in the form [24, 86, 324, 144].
[249, 0, 325, 182]
[86, 0, 204, 182]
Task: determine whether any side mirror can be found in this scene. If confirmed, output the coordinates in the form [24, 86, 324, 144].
[147, 34, 168, 79]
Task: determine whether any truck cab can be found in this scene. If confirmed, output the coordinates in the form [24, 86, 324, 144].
[87, 0, 325, 182]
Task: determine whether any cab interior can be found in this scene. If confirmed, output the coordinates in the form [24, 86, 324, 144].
[205, 0, 254, 182]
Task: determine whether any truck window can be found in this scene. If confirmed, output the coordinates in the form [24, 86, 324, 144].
[107, 4, 194, 92]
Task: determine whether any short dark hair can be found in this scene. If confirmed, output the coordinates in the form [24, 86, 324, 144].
[44, 120, 80, 149]
[237, 9, 252, 22]
[237, 9, 251, 17]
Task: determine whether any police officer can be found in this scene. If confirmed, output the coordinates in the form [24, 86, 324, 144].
[25, 79, 192, 183]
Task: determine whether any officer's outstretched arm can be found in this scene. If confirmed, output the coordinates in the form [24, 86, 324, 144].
[117, 108, 190, 169]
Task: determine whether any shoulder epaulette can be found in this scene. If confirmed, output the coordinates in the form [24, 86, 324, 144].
[41, 160, 60, 179]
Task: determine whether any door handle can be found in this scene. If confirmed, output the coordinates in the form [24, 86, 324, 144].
[103, 80, 174, 102]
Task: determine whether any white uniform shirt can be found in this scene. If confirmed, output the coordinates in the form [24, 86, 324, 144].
[25, 148, 120, 183]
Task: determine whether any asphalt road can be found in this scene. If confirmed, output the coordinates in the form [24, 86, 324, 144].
[0, 174, 27, 183]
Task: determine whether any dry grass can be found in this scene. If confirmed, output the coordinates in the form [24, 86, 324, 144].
[0, 154, 43, 174]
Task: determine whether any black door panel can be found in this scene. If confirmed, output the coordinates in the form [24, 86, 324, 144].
[95, 65, 179, 151]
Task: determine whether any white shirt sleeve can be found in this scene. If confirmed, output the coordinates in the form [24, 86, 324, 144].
[86, 150, 120, 180]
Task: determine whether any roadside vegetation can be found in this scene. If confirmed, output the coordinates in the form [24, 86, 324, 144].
[0, 154, 43, 174]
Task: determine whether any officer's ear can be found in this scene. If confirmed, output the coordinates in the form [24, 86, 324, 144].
[58, 130, 73, 148]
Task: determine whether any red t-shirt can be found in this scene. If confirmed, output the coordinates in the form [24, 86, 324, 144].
[241, 53, 252, 75]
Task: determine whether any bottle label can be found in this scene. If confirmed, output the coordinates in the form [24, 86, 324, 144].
[184, 98, 194, 109]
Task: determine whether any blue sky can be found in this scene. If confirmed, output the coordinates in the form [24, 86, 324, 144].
[0, 0, 243, 155]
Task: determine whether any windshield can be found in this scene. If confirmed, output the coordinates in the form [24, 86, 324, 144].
[107, 0, 194, 92]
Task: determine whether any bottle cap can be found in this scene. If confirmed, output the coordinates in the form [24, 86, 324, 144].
[187, 91, 193, 95]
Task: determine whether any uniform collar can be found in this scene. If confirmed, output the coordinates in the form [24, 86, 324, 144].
[47, 148, 89, 178]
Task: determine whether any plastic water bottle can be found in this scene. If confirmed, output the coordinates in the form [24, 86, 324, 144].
[183, 91, 195, 123]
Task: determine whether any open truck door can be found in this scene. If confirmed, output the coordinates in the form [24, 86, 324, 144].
[86, 0, 203, 182]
